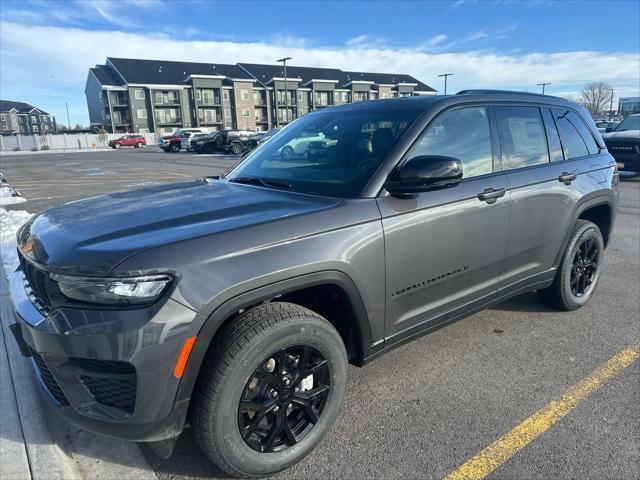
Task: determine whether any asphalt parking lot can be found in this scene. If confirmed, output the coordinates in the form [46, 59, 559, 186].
[1, 149, 639, 480]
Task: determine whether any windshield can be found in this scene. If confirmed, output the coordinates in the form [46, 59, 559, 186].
[614, 116, 640, 131]
[226, 109, 420, 197]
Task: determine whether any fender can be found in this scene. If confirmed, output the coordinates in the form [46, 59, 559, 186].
[174, 270, 378, 404]
[552, 191, 615, 267]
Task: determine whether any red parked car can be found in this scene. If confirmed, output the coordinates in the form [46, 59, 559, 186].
[109, 134, 146, 149]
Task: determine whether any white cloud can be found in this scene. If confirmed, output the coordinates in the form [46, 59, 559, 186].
[1, 21, 638, 124]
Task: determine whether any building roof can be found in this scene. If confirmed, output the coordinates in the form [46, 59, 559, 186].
[106, 57, 253, 85]
[0, 100, 50, 115]
[238, 63, 347, 86]
[90, 65, 126, 86]
[342, 71, 436, 92]
[87, 58, 435, 92]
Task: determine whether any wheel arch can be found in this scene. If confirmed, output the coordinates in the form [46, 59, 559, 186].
[174, 271, 375, 404]
[553, 193, 615, 266]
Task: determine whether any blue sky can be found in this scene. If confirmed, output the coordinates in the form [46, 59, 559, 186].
[1, 0, 638, 126]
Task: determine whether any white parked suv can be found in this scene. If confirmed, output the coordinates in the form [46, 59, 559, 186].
[181, 132, 211, 152]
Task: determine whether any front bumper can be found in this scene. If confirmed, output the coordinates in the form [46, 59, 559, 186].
[9, 267, 199, 442]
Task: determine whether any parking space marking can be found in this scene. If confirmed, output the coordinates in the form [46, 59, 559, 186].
[444, 342, 640, 480]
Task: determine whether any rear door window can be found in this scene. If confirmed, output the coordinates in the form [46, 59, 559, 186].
[552, 108, 599, 158]
[496, 106, 549, 170]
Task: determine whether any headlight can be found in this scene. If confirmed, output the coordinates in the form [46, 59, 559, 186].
[50, 273, 172, 306]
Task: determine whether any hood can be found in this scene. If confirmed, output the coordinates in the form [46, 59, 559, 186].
[19, 179, 340, 274]
[602, 130, 640, 141]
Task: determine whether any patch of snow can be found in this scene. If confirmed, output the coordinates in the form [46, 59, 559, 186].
[0, 208, 33, 280]
[0, 186, 26, 205]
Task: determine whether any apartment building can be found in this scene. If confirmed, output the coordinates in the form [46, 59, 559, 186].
[0, 100, 57, 135]
[85, 57, 436, 134]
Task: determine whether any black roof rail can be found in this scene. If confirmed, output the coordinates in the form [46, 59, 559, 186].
[456, 89, 557, 98]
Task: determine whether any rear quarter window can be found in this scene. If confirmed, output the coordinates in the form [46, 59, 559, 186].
[552, 108, 599, 159]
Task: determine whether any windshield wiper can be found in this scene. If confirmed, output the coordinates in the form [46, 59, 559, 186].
[227, 176, 294, 191]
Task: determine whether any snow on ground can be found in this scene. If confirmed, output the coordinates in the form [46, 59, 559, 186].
[0, 186, 26, 205]
[0, 207, 33, 280]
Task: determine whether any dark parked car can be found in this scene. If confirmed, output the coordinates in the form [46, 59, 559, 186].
[602, 114, 640, 171]
[108, 134, 146, 149]
[192, 129, 258, 154]
[254, 127, 281, 144]
[10, 91, 618, 477]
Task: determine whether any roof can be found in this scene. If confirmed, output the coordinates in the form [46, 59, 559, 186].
[107, 57, 253, 85]
[0, 100, 50, 115]
[238, 63, 347, 86]
[343, 71, 435, 92]
[90, 65, 125, 86]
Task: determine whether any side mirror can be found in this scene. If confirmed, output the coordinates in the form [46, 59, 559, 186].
[386, 155, 463, 195]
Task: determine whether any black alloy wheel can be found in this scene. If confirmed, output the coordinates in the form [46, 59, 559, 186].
[238, 345, 330, 453]
[570, 237, 599, 297]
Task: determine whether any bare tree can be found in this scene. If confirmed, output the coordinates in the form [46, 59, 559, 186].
[578, 82, 614, 115]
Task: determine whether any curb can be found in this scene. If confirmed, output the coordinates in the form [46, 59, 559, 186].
[0, 258, 158, 479]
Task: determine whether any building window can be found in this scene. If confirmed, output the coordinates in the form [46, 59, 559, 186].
[224, 108, 231, 119]
[134, 89, 145, 100]
[315, 91, 329, 106]
[223, 90, 229, 101]
[137, 109, 148, 119]
[202, 90, 215, 104]
[241, 108, 250, 117]
[195, 89, 202, 101]
[199, 109, 217, 122]
[139, 128, 149, 134]
[240, 89, 249, 101]
[298, 92, 303, 102]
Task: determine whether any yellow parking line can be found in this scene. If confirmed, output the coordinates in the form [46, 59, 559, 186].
[444, 342, 640, 480]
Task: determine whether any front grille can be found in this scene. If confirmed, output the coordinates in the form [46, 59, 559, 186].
[30, 349, 69, 405]
[19, 255, 51, 315]
[73, 358, 137, 414]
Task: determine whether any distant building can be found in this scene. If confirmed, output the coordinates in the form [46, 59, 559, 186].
[0, 100, 57, 135]
[618, 97, 640, 116]
[85, 57, 436, 134]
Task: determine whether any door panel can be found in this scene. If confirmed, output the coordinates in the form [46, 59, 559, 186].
[379, 175, 510, 338]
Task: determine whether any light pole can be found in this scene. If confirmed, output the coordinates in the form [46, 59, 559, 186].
[277, 57, 292, 125]
[65, 101, 71, 130]
[438, 73, 454, 95]
[537, 82, 551, 94]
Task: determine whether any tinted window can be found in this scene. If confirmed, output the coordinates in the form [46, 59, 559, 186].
[552, 108, 597, 158]
[541, 108, 564, 162]
[411, 107, 493, 178]
[496, 106, 549, 170]
[228, 109, 420, 198]
[615, 115, 640, 131]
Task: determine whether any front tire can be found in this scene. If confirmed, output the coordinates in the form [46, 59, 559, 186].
[538, 220, 604, 310]
[136, 142, 143, 148]
[191, 302, 347, 478]
[113, 142, 121, 149]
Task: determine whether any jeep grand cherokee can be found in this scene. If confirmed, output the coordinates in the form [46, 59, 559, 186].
[9, 91, 618, 477]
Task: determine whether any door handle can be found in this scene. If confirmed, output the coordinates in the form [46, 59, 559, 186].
[558, 172, 578, 184]
[477, 187, 506, 204]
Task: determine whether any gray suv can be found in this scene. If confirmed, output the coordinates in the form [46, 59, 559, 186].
[10, 91, 619, 477]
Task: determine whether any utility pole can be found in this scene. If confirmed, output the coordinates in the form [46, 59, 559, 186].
[277, 57, 292, 125]
[609, 89, 614, 114]
[438, 73, 454, 95]
[65, 102, 71, 129]
[537, 82, 551, 94]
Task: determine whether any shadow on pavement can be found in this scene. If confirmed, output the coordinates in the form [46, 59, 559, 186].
[139, 430, 232, 480]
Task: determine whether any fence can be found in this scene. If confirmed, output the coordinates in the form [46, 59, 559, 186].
[0, 133, 159, 152]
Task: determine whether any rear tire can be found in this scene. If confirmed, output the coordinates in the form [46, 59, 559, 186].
[191, 302, 347, 478]
[538, 220, 604, 311]
[230, 142, 243, 155]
